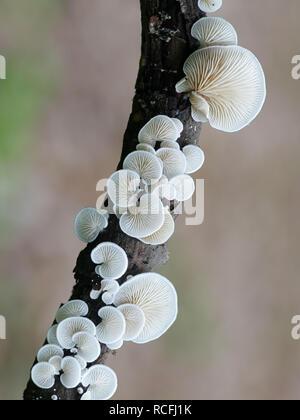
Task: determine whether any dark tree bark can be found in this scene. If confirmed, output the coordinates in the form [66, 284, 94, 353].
[23, 0, 204, 401]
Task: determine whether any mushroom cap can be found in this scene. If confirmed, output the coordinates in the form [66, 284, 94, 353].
[113, 273, 178, 344]
[90, 289, 101, 300]
[191, 17, 237, 48]
[74, 207, 108, 243]
[57, 317, 96, 350]
[96, 306, 126, 345]
[37, 344, 64, 363]
[156, 148, 187, 179]
[60, 356, 82, 389]
[119, 193, 165, 238]
[140, 209, 175, 245]
[160, 140, 180, 150]
[72, 332, 101, 363]
[176, 46, 266, 132]
[47, 325, 60, 346]
[138, 115, 179, 145]
[123, 151, 163, 185]
[101, 279, 120, 294]
[171, 118, 184, 135]
[56, 300, 89, 324]
[91, 242, 128, 280]
[107, 169, 140, 208]
[107, 339, 124, 350]
[170, 174, 195, 202]
[117, 304, 146, 341]
[82, 365, 118, 400]
[183, 145, 205, 174]
[136, 143, 156, 154]
[101, 292, 115, 305]
[31, 362, 56, 389]
[198, 0, 222, 13]
[49, 355, 62, 374]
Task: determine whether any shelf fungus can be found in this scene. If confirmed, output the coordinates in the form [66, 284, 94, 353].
[156, 148, 187, 179]
[56, 317, 96, 350]
[60, 357, 82, 389]
[123, 151, 163, 185]
[138, 115, 180, 147]
[71, 332, 101, 363]
[91, 242, 128, 280]
[37, 345, 64, 363]
[96, 306, 126, 345]
[47, 325, 60, 346]
[198, 0, 222, 13]
[140, 208, 175, 245]
[182, 145, 205, 174]
[99, 279, 120, 305]
[113, 273, 178, 344]
[74, 207, 108, 243]
[176, 46, 266, 132]
[56, 300, 89, 324]
[107, 169, 140, 208]
[191, 17, 237, 48]
[81, 365, 118, 401]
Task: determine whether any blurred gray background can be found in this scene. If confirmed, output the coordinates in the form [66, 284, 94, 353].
[0, 0, 300, 400]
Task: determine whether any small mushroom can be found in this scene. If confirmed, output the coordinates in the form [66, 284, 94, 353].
[107, 169, 140, 208]
[56, 300, 89, 324]
[156, 148, 187, 179]
[176, 46, 266, 132]
[198, 0, 222, 13]
[71, 332, 101, 363]
[160, 140, 180, 150]
[37, 344, 64, 363]
[81, 365, 118, 400]
[96, 306, 126, 344]
[191, 17, 237, 48]
[74, 207, 108, 243]
[56, 317, 96, 350]
[117, 304, 146, 341]
[90, 289, 101, 300]
[170, 174, 195, 202]
[119, 193, 165, 238]
[140, 209, 175, 245]
[60, 356, 82, 389]
[182, 145, 205, 174]
[100, 279, 120, 305]
[31, 362, 56, 390]
[113, 273, 178, 344]
[136, 143, 156, 154]
[123, 151, 163, 185]
[91, 242, 128, 280]
[138, 115, 179, 146]
[47, 325, 60, 346]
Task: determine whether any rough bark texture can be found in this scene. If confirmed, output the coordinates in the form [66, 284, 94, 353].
[23, 0, 204, 401]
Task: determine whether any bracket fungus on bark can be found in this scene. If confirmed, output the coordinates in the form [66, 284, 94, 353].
[113, 273, 178, 344]
[56, 317, 96, 350]
[176, 46, 266, 132]
[31, 362, 56, 390]
[71, 332, 101, 363]
[138, 115, 180, 146]
[107, 169, 140, 208]
[47, 325, 59, 346]
[60, 357, 82, 389]
[191, 17, 238, 48]
[81, 365, 118, 401]
[91, 242, 128, 280]
[123, 151, 163, 185]
[198, 0, 222, 13]
[140, 209, 175, 246]
[56, 300, 89, 324]
[96, 306, 126, 345]
[37, 345, 64, 363]
[156, 148, 187, 179]
[74, 207, 108, 243]
[183, 145, 205, 174]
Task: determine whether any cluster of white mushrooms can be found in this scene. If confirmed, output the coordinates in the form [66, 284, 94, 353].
[31, 245, 178, 400]
[31, 0, 266, 401]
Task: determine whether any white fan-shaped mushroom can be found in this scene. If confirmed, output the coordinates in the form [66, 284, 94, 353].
[60, 356, 81, 389]
[91, 242, 128, 280]
[170, 174, 195, 202]
[140, 209, 175, 245]
[156, 148, 187, 179]
[171, 118, 184, 135]
[90, 289, 101, 300]
[72, 332, 101, 363]
[118, 304, 146, 341]
[49, 356, 62, 375]
[31, 362, 56, 390]
[176, 46, 266, 132]
[74, 207, 108, 243]
[198, 0, 222, 13]
[113, 273, 178, 344]
[47, 325, 60, 346]
[100, 279, 120, 305]
[138, 115, 179, 146]
[119, 193, 165, 238]
[56, 300, 89, 324]
[107, 339, 124, 350]
[96, 306, 126, 345]
[82, 365, 118, 400]
[160, 140, 180, 150]
[136, 143, 156, 154]
[37, 344, 64, 363]
[107, 169, 140, 208]
[57, 317, 96, 350]
[191, 17, 237, 48]
[183, 145, 205, 174]
[123, 151, 163, 185]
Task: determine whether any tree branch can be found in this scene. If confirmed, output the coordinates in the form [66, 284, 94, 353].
[23, 0, 204, 401]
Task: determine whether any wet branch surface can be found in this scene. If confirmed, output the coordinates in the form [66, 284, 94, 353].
[23, 0, 204, 400]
